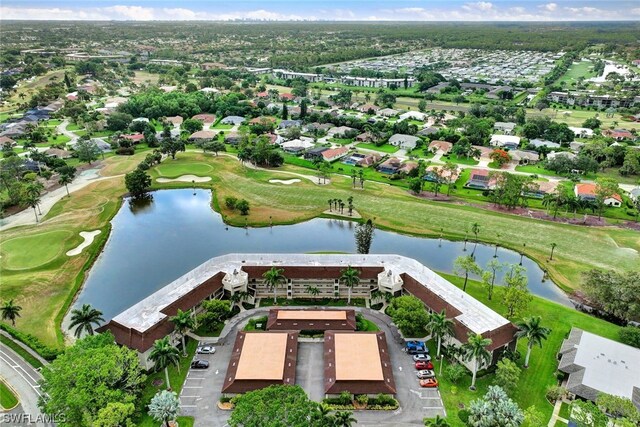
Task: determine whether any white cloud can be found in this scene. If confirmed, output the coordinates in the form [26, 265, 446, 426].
[0, 6, 108, 20]
[463, 2, 494, 12]
[631, 8, 640, 15]
[542, 3, 558, 12]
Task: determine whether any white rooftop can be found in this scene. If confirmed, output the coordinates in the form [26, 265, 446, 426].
[110, 254, 510, 335]
[568, 329, 640, 401]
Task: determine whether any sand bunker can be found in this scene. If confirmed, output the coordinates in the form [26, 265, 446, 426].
[156, 175, 212, 183]
[66, 230, 101, 256]
[269, 179, 301, 185]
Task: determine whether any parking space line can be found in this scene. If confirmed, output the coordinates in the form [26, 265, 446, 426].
[183, 386, 203, 388]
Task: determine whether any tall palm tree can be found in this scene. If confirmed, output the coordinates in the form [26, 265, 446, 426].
[68, 304, 104, 338]
[424, 415, 450, 427]
[515, 316, 551, 368]
[313, 403, 335, 425]
[169, 309, 194, 357]
[305, 285, 320, 298]
[58, 173, 73, 197]
[340, 266, 360, 305]
[149, 337, 181, 390]
[549, 243, 557, 261]
[470, 222, 481, 257]
[263, 267, 287, 304]
[334, 410, 357, 427]
[426, 310, 454, 357]
[462, 333, 492, 390]
[1, 299, 22, 326]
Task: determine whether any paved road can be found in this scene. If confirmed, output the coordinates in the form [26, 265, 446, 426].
[0, 343, 54, 426]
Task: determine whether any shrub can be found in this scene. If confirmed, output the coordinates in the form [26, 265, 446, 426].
[444, 364, 467, 384]
[371, 394, 396, 407]
[116, 147, 135, 155]
[355, 394, 368, 405]
[225, 196, 237, 210]
[458, 409, 470, 424]
[338, 391, 352, 405]
[619, 326, 640, 348]
[546, 385, 567, 403]
[236, 199, 250, 215]
[0, 323, 61, 360]
[220, 396, 232, 403]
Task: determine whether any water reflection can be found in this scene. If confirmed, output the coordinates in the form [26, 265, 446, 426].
[75, 189, 572, 321]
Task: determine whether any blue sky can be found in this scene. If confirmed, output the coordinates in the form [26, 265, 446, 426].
[1, 1, 639, 21]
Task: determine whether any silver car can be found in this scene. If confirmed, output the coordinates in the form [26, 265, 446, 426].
[197, 345, 216, 354]
[412, 354, 432, 362]
[416, 369, 435, 379]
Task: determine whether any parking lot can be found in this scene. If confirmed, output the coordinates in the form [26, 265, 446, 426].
[178, 309, 445, 427]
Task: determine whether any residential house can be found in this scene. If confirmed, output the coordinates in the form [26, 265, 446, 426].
[574, 183, 622, 207]
[568, 127, 593, 138]
[493, 122, 516, 135]
[490, 134, 520, 150]
[224, 133, 242, 145]
[343, 152, 380, 167]
[0, 136, 16, 147]
[602, 129, 635, 141]
[424, 165, 460, 183]
[281, 139, 314, 154]
[629, 187, 640, 202]
[465, 169, 495, 190]
[132, 117, 150, 124]
[221, 116, 245, 125]
[509, 150, 539, 165]
[473, 145, 493, 161]
[557, 328, 640, 410]
[304, 147, 329, 161]
[377, 157, 403, 174]
[428, 140, 453, 154]
[189, 130, 216, 141]
[321, 147, 350, 162]
[529, 139, 560, 149]
[278, 120, 302, 130]
[378, 108, 399, 117]
[547, 151, 576, 161]
[569, 141, 585, 152]
[264, 133, 283, 145]
[417, 127, 439, 137]
[359, 104, 380, 114]
[388, 134, 421, 150]
[279, 93, 295, 102]
[398, 162, 418, 174]
[44, 148, 72, 159]
[88, 139, 111, 153]
[165, 116, 183, 127]
[328, 126, 357, 138]
[524, 181, 558, 198]
[398, 111, 427, 122]
[192, 114, 216, 125]
[355, 132, 374, 142]
[249, 117, 277, 125]
[120, 133, 145, 144]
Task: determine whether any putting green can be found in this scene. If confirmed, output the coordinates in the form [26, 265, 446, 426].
[156, 162, 213, 178]
[1, 230, 73, 270]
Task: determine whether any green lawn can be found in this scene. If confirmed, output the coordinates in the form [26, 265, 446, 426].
[355, 143, 399, 153]
[437, 272, 622, 426]
[193, 322, 224, 337]
[357, 317, 380, 331]
[558, 401, 571, 419]
[328, 138, 353, 146]
[443, 154, 479, 166]
[1, 230, 75, 270]
[0, 380, 18, 410]
[515, 164, 562, 177]
[211, 123, 233, 130]
[557, 60, 596, 85]
[136, 339, 197, 426]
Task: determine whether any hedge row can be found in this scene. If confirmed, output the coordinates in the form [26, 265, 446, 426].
[0, 323, 61, 361]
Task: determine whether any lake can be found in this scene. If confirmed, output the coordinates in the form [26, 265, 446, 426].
[73, 189, 572, 321]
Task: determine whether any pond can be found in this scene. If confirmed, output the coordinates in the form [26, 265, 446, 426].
[74, 189, 572, 321]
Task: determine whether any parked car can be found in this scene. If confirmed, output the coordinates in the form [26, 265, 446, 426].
[190, 360, 209, 369]
[415, 361, 434, 370]
[416, 370, 436, 379]
[413, 354, 432, 362]
[419, 378, 439, 388]
[197, 345, 216, 354]
[405, 341, 427, 354]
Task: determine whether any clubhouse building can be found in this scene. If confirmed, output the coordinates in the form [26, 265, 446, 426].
[100, 254, 517, 370]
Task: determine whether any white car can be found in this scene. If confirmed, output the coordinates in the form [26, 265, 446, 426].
[197, 345, 216, 354]
[412, 354, 431, 362]
[416, 370, 435, 379]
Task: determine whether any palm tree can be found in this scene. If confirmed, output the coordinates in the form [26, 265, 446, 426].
[263, 267, 287, 304]
[549, 243, 557, 261]
[515, 316, 551, 368]
[149, 337, 181, 390]
[424, 415, 450, 427]
[1, 299, 22, 326]
[58, 173, 73, 197]
[453, 255, 481, 292]
[68, 304, 104, 338]
[305, 285, 320, 298]
[470, 222, 481, 257]
[313, 403, 335, 425]
[169, 309, 194, 357]
[334, 410, 357, 427]
[426, 310, 454, 357]
[340, 266, 360, 305]
[462, 333, 492, 390]
[328, 199, 333, 211]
